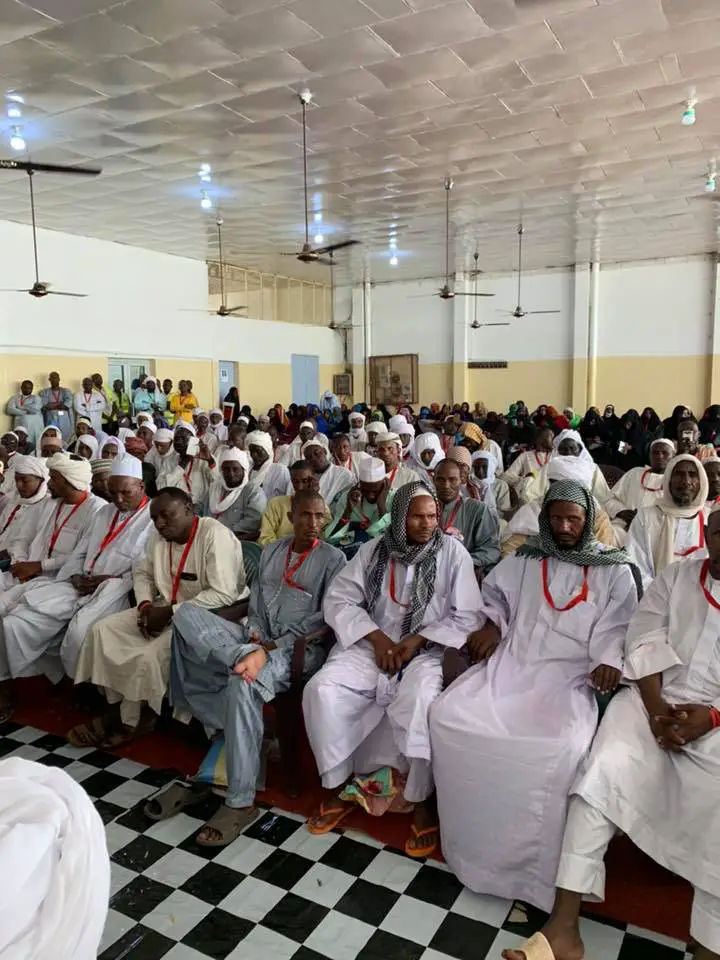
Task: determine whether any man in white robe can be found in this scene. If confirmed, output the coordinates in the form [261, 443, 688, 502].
[0, 455, 49, 558]
[6, 380, 44, 448]
[519, 429, 613, 508]
[375, 432, 420, 490]
[303, 438, 354, 509]
[277, 420, 328, 467]
[330, 434, 370, 480]
[207, 448, 266, 539]
[151, 490, 346, 847]
[158, 423, 215, 511]
[70, 488, 245, 747]
[348, 412, 368, 452]
[503, 427, 555, 488]
[364, 421, 386, 456]
[1, 455, 154, 683]
[504, 508, 720, 960]
[0, 454, 103, 720]
[146, 427, 177, 485]
[430, 480, 640, 914]
[605, 437, 675, 540]
[303, 481, 482, 858]
[246, 429, 289, 499]
[73, 378, 108, 433]
[626, 453, 709, 589]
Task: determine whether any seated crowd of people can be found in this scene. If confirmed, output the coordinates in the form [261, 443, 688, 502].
[1, 379, 719, 960]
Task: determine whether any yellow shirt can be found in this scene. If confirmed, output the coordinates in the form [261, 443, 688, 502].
[170, 392, 198, 423]
[258, 495, 332, 547]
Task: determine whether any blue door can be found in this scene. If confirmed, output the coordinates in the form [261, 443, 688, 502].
[291, 354, 319, 406]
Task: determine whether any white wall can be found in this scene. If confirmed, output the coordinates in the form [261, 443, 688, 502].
[370, 279, 454, 363]
[0, 219, 342, 367]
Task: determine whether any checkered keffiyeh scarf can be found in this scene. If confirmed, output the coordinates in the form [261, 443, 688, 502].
[366, 481, 443, 636]
[518, 479, 643, 597]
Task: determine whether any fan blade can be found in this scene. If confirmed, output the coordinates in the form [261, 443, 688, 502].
[480, 323, 511, 327]
[0, 288, 32, 293]
[179, 308, 216, 314]
[46, 290, 87, 297]
[314, 239, 360, 255]
[526, 309, 561, 315]
[280, 251, 300, 256]
[453, 292, 495, 297]
[0, 159, 101, 176]
[223, 306, 247, 314]
[315, 257, 335, 266]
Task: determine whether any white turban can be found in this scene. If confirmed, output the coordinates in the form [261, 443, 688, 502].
[138, 421, 157, 436]
[219, 447, 250, 471]
[0, 758, 109, 960]
[118, 427, 136, 444]
[136, 412, 153, 424]
[209, 447, 250, 515]
[47, 452, 92, 490]
[389, 415, 408, 434]
[192, 408, 206, 417]
[365, 422, 386, 437]
[76, 436, 98, 459]
[155, 428, 173, 444]
[174, 421, 196, 436]
[359, 456, 385, 483]
[471, 449, 499, 484]
[376, 431, 403, 449]
[101, 436, 125, 457]
[302, 438, 326, 454]
[75, 418, 91, 429]
[246, 430, 272, 456]
[349, 412, 365, 428]
[110, 455, 143, 480]
[238, 415, 250, 425]
[651, 438, 675, 454]
[412, 432, 444, 471]
[553, 428, 593, 464]
[14, 426, 28, 436]
[547, 454, 595, 489]
[210, 408, 223, 418]
[13, 454, 49, 481]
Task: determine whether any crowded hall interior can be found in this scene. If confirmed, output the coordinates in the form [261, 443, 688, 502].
[4, 2, 720, 959]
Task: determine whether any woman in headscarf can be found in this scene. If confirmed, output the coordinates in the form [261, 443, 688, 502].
[100, 436, 126, 460]
[223, 386, 239, 424]
[66, 417, 94, 455]
[76, 435, 99, 460]
[459, 422, 504, 471]
[459, 402, 473, 422]
[699, 404, 720, 446]
[563, 407, 581, 429]
[518, 429, 614, 509]
[580, 407, 612, 464]
[410, 433, 445, 485]
[36, 425, 64, 459]
[662, 404, 693, 441]
[615, 408, 646, 470]
[430, 480, 640, 916]
[304, 480, 482, 857]
[532, 404, 554, 431]
[640, 406, 661, 435]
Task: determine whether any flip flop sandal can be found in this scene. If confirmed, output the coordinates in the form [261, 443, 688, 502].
[195, 805, 260, 848]
[99, 715, 156, 749]
[507, 932, 556, 959]
[67, 715, 112, 748]
[306, 801, 354, 836]
[405, 823, 439, 859]
[143, 780, 212, 822]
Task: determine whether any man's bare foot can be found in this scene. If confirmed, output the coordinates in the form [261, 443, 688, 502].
[502, 922, 584, 960]
[307, 788, 354, 833]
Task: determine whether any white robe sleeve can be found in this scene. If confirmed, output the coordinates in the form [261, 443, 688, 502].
[132, 538, 158, 606]
[591, 466, 613, 506]
[182, 522, 245, 611]
[625, 509, 655, 589]
[605, 470, 633, 519]
[55, 523, 92, 581]
[623, 563, 684, 680]
[416, 539, 482, 648]
[587, 565, 639, 672]
[323, 540, 383, 648]
[477, 555, 523, 638]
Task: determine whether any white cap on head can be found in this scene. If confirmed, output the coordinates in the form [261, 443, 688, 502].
[14, 426, 28, 436]
[155, 428, 173, 444]
[136, 412, 152, 424]
[145, 377, 156, 386]
[299, 420, 315, 430]
[138, 421, 157, 435]
[389, 415, 408, 434]
[651, 438, 676, 453]
[365, 422, 385, 436]
[220, 447, 250, 470]
[238, 415, 250, 425]
[210, 408, 222, 417]
[193, 408, 206, 416]
[110, 455, 143, 480]
[359, 456, 385, 483]
[302, 438, 326, 454]
[376, 431, 402, 449]
[246, 430, 272, 454]
[174, 421, 196, 436]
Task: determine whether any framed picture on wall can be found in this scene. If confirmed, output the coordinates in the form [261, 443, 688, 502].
[369, 354, 418, 405]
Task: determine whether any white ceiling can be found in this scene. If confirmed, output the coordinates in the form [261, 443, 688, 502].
[1, 0, 720, 284]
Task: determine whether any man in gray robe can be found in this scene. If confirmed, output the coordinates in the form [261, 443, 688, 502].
[149, 489, 346, 847]
[39, 372, 74, 443]
[435, 459, 500, 575]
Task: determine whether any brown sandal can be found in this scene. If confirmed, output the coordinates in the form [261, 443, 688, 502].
[67, 714, 114, 748]
[99, 714, 156, 749]
[144, 780, 213, 822]
[195, 805, 260, 848]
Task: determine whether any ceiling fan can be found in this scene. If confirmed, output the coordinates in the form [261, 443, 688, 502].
[281, 90, 360, 266]
[327, 252, 338, 330]
[188, 218, 247, 317]
[469, 252, 509, 328]
[499, 224, 561, 319]
[0, 159, 101, 298]
[428, 179, 495, 300]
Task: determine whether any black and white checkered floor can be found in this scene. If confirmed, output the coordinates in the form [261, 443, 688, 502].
[1, 722, 693, 960]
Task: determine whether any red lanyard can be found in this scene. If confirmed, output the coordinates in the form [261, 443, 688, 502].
[442, 497, 462, 531]
[700, 559, 720, 611]
[88, 497, 149, 571]
[18, 395, 25, 408]
[389, 558, 408, 607]
[387, 467, 397, 486]
[48, 493, 89, 556]
[0, 504, 20, 535]
[83, 393, 92, 405]
[284, 539, 318, 590]
[168, 515, 199, 603]
[675, 513, 705, 557]
[534, 451, 549, 468]
[542, 558, 589, 611]
[183, 459, 194, 493]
